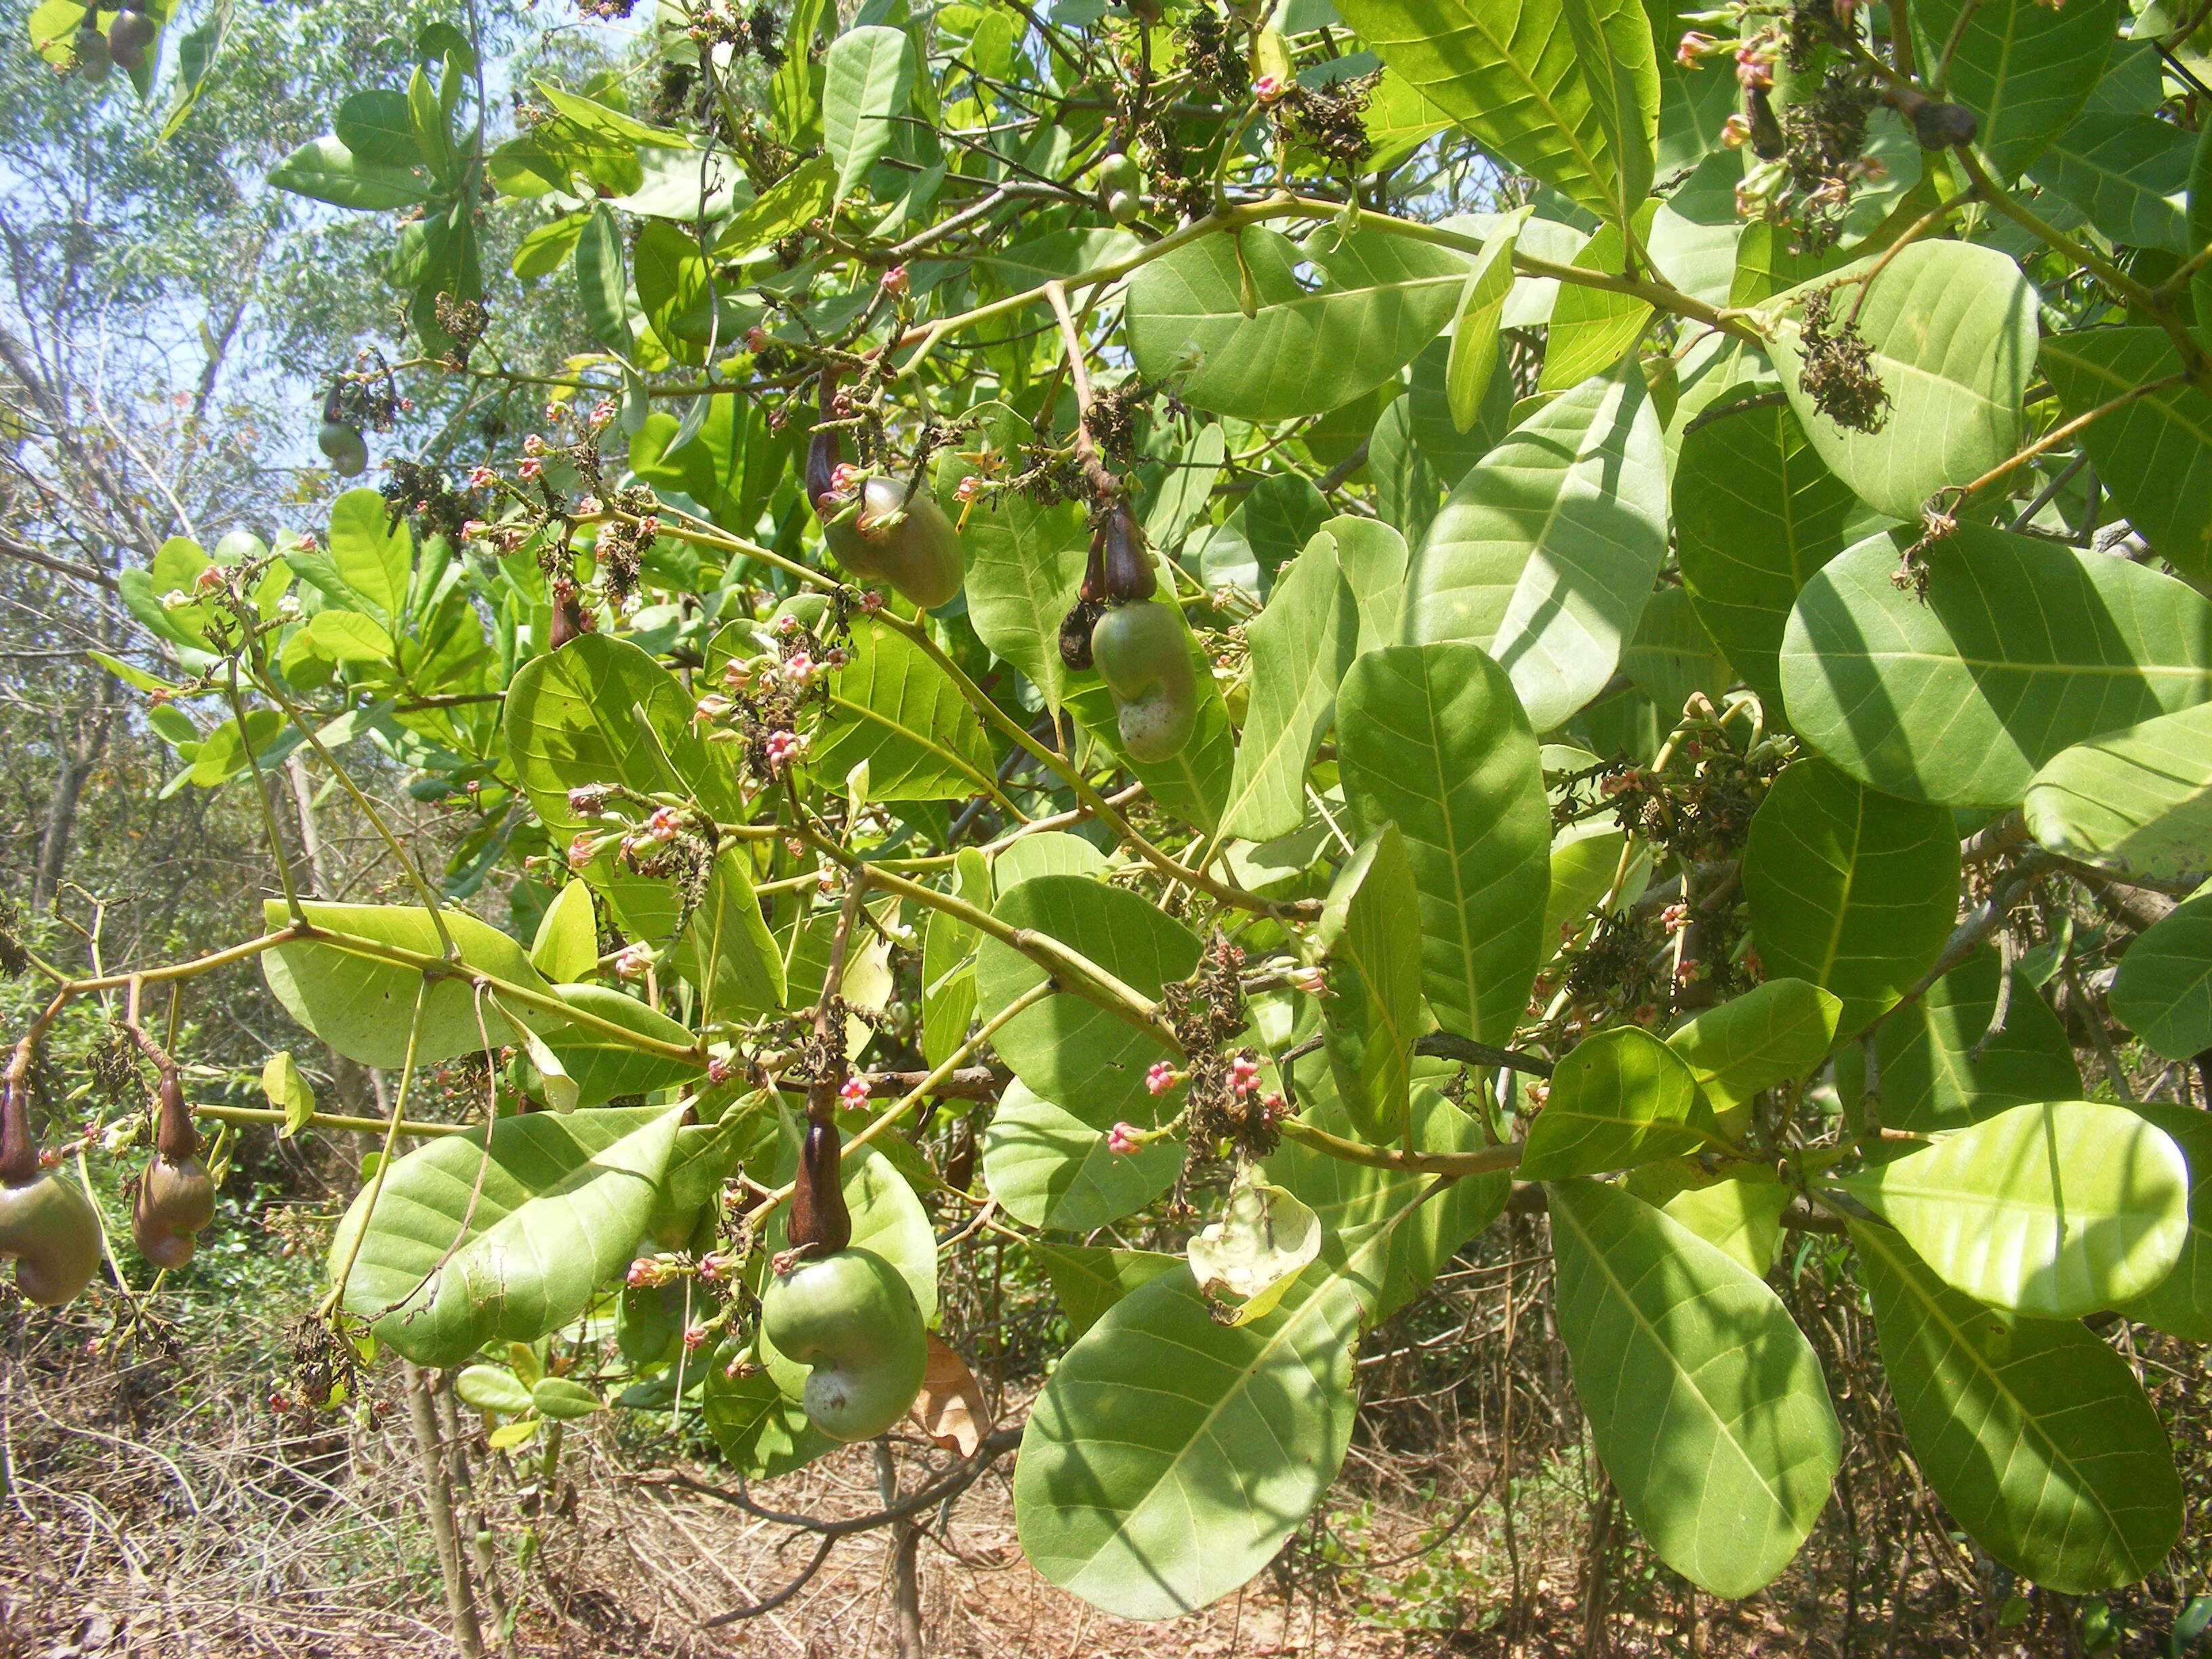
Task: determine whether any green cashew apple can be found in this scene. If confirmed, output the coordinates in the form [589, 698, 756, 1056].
[106, 6, 155, 70]
[318, 419, 368, 478]
[130, 1075, 215, 1270]
[0, 1080, 102, 1307]
[821, 475, 966, 609]
[1092, 599, 1198, 763]
[74, 23, 111, 81]
[760, 1248, 927, 1442]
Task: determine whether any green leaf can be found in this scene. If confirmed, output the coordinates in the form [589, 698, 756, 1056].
[1446, 214, 1525, 429]
[1741, 759, 1960, 1038]
[921, 860, 984, 1071]
[262, 1051, 316, 1139]
[575, 204, 634, 356]
[703, 1365, 837, 1477]
[535, 984, 698, 1109]
[1406, 361, 1667, 731]
[2112, 1103, 2212, 1340]
[456, 1364, 534, 1414]
[1782, 528, 2212, 807]
[1662, 1175, 1791, 1277]
[1520, 1027, 1716, 1178]
[2026, 115, 2193, 254]
[1539, 206, 1656, 392]
[328, 1105, 684, 1367]
[503, 634, 744, 936]
[260, 900, 558, 1069]
[1769, 242, 2037, 521]
[335, 89, 422, 167]
[303, 609, 394, 666]
[535, 81, 689, 148]
[633, 220, 712, 363]
[531, 1376, 600, 1419]
[1332, 0, 1658, 224]
[1187, 1168, 1324, 1326]
[710, 155, 837, 262]
[2112, 890, 2212, 1059]
[1368, 398, 1443, 545]
[323, 488, 411, 628]
[1314, 826, 1425, 1145]
[1851, 1220, 2182, 1593]
[268, 135, 429, 209]
[159, 0, 233, 141]
[1124, 222, 1470, 422]
[1548, 1179, 1841, 1598]
[811, 613, 998, 802]
[2025, 702, 2212, 883]
[1914, 0, 2119, 178]
[823, 25, 915, 200]
[935, 403, 1088, 716]
[1336, 644, 1555, 1045]
[2040, 328, 2212, 581]
[1222, 518, 1407, 842]
[529, 881, 599, 983]
[1664, 978, 1843, 1113]
[1839, 1101, 2189, 1318]
[981, 1082, 1186, 1232]
[1675, 396, 1882, 714]
[672, 849, 786, 1019]
[1833, 948, 2081, 1133]
[974, 876, 1201, 1128]
[1030, 1244, 1183, 1338]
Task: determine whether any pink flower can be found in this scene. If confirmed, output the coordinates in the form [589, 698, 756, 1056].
[1661, 902, 1690, 935]
[764, 730, 803, 770]
[1261, 1090, 1287, 1118]
[774, 613, 801, 635]
[955, 475, 983, 503]
[637, 514, 660, 539]
[1229, 1054, 1262, 1097]
[1107, 1122, 1142, 1155]
[645, 806, 683, 841]
[823, 647, 848, 670]
[295, 533, 319, 552]
[567, 785, 608, 815]
[194, 564, 225, 594]
[1676, 29, 1717, 65]
[627, 1257, 665, 1288]
[682, 1324, 708, 1351]
[880, 264, 909, 295]
[706, 1055, 736, 1084]
[567, 833, 598, 871]
[461, 519, 487, 540]
[517, 457, 543, 480]
[577, 494, 603, 516]
[614, 942, 654, 979]
[470, 464, 497, 489]
[723, 658, 755, 689]
[695, 694, 733, 723]
[830, 462, 862, 493]
[1290, 965, 1330, 998]
[860, 590, 884, 613]
[1254, 73, 1284, 102]
[745, 327, 771, 352]
[1145, 1061, 1181, 1097]
[782, 651, 817, 686]
[523, 433, 546, 456]
[839, 1076, 869, 1105]
[588, 398, 617, 429]
[1734, 44, 1773, 87]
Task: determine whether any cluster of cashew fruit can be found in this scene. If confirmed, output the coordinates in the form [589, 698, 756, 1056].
[131, 1072, 216, 1271]
[67, 2, 155, 83]
[1064, 506, 1197, 763]
[806, 381, 965, 612]
[758, 1113, 928, 1443]
[0, 1079, 100, 1307]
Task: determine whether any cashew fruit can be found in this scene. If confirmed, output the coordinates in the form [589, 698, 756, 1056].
[821, 475, 966, 609]
[318, 419, 368, 477]
[1097, 152, 1141, 196]
[1092, 599, 1199, 762]
[131, 1075, 214, 1270]
[760, 1248, 927, 1442]
[789, 1117, 853, 1255]
[0, 1082, 100, 1307]
[1099, 505, 1156, 603]
[107, 6, 155, 70]
[74, 23, 110, 81]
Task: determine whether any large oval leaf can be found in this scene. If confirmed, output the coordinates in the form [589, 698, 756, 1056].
[2112, 1103, 2212, 1340]
[1782, 529, 2212, 807]
[1664, 978, 1843, 1113]
[329, 1105, 684, 1366]
[980, 1082, 1186, 1232]
[1837, 1101, 2189, 1318]
[1332, 0, 1658, 223]
[1314, 825, 1425, 1145]
[2024, 701, 2212, 883]
[1222, 518, 1408, 842]
[1769, 242, 2036, 521]
[1741, 759, 1961, 1037]
[810, 613, 999, 802]
[1549, 1179, 1841, 1598]
[2110, 890, 2212, 1059]
[2027, 115, 2193, 255]
[1914, 0, 2119, 177]
[2040, 328, 2212, 581]
[1520, 1027, 1715, 1179]
[1335, 642, 1551, 1044]
[1832, 947, 2082, 1133]
[1406, 362, 1667, 731]
[261, 899, 560, 1069]
[1124, 222, 1469, 422]
[1673, 396, 1883, 714]
[974, 875, 1202, 1128]
[823, 24, 914, 200]
[1852, 1221, 2181, 1593]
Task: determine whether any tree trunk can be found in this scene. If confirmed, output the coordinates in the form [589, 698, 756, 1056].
[404, 1362, 486, 1659]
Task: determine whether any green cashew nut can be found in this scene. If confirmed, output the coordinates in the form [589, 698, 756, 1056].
[1092, 599, 1198, 762]
[760, 1247, 927, 1443]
